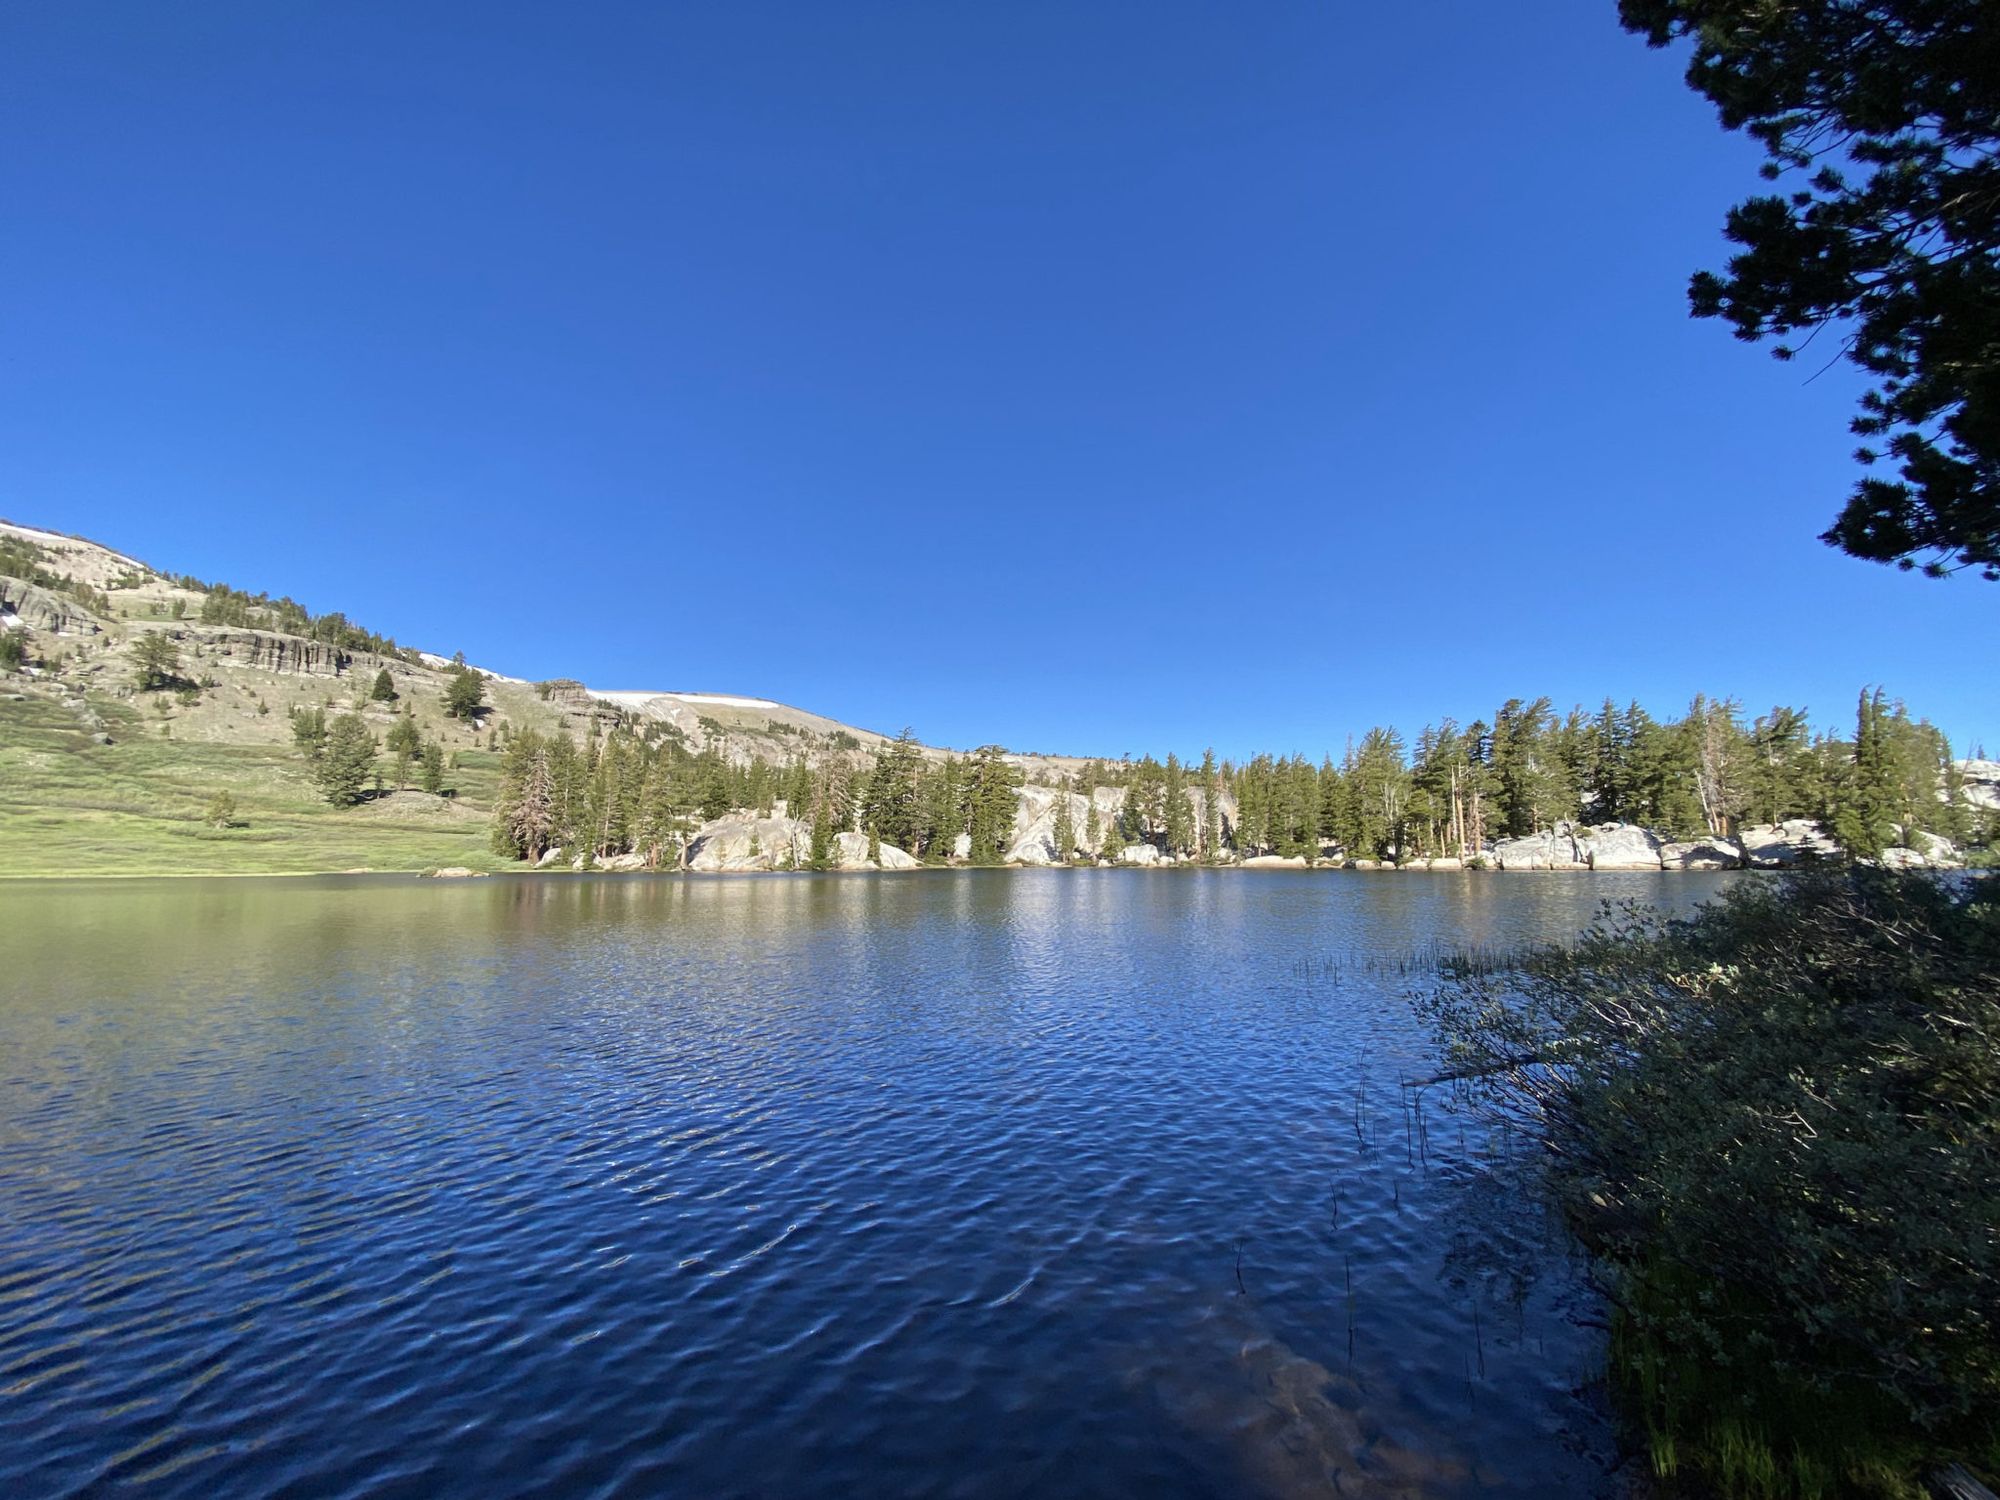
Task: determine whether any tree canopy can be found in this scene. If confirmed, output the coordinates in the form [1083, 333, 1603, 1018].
[1621, 0, 1999, 578]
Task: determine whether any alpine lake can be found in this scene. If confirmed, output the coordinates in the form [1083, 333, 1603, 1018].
[0, 869, 1738, 1498]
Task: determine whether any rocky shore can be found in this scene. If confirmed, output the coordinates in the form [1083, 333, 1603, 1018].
[538, 805, 1972, 875]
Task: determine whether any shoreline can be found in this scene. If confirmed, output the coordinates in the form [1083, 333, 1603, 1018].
[0, 861, 1787, 883]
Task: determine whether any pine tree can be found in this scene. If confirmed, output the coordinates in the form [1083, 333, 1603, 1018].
[385, 706, 422, 787]
[1833, 688, 1897, 858]
[419, 741, 447, 796]
[965, 745, 1022, 865]
[493, 732, 556, 862]
[1162, 753, 1195, 856]
[1745, 706, 1812, 824]
[369, 668, 397, 702]
[290, 705, 329, 762]
[921, 758, 965, 863]
[443, 666, 485, 720]
[860, 729, 924, 851]
[1099, 799, 1127, 862]
[1199, 749, 1222, 861]
[314, 715, 377, 807]
[783, 757, 814, 818]
[1084, 793, 1102, 862]
[1051, 787, 1076, 864]
[131, 631, 182, 692]
[696, 752, 732, 821]
[808, 803, 838, 871]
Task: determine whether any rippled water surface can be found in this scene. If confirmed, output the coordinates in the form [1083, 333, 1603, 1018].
[0, 871, 1735, 1498]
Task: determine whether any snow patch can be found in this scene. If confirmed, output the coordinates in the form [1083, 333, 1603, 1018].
[416, 650, 524, 684]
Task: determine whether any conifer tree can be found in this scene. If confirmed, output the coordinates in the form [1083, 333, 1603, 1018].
[695, 752, 732, 821]
[1745, 706, 1813, 825]
[314, 715, 377, 806]
[808, 802, 838, 872]
[783, 756, 814, 818]
[385, 705, 422, 787]
[964, 746, 1022, 865]
[860, 729, 924, 851]
[419, 741, 447, 796]
[493, 732, 556, 862]
[1099, 800, 1126, 862]
[369, 668, 397, 702]
[1834, 689, 1898, 858]
[1051, 786, 1076, 864]
[920, 757, 965, 863]
[131, 631, 182, 692]
[443, 666, 485, 720]
[1199, 749, 1222, 861]
[290, 705, 329, 762]
[1162, 753, 1195, 856]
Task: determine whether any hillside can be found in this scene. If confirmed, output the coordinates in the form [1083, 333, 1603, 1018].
[0, 520, 1061, 875]
[4, 519, 1992, 878]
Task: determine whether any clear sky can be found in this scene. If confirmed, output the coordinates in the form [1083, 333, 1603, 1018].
[3, 2, 1992, 760]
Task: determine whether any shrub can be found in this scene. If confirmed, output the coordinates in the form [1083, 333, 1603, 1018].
[1424, 871, 1999, 1488]
[203, 791, 238, 828]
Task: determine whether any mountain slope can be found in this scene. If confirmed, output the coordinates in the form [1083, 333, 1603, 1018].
[0, 520, 1057, 874]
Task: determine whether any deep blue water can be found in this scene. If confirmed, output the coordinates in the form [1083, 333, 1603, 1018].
[0, 870, 1733, 1498]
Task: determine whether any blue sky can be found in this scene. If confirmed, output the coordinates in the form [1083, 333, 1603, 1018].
[3, 2, 1992, 760]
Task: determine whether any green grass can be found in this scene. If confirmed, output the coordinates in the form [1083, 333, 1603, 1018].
[1613, 1260, 2000, 1500]
[0, 687, 506, 876]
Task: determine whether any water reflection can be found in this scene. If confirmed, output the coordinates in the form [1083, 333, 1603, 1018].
[0, 871, 1732, 1497]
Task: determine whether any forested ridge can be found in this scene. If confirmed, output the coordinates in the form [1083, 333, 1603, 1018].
[486, 688, 1988, 870]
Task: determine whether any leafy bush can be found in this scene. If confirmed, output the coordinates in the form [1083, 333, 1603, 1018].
[1423, 871, 1998, 1488]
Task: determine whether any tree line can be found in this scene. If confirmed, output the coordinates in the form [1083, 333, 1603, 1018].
[487, 725, 1027, 870]
[479, 686, 1982, 867]
[190, 579, 419, 661]
[1057, 690, 1973, 864]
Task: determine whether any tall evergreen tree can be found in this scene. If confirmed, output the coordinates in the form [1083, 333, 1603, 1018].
[443, 666, 485, 720]
[1051, 786, 1076, 864]
[384, 705, 422, 787]
[314, 715, 377, 806]
[418, 741, 447, 796]
[1199, 749, 1222, 861]
[1834, 689, 1899, 858]
[1622, 0, 2000, 578]
[964, 746, 1023, 865]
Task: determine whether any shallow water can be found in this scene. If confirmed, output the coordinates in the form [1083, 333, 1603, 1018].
[0, 870, 1734, 1498]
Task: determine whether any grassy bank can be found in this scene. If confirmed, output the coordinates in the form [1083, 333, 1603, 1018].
[1424, 871, 1999, 1498]
[0, 690, 506, 876]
